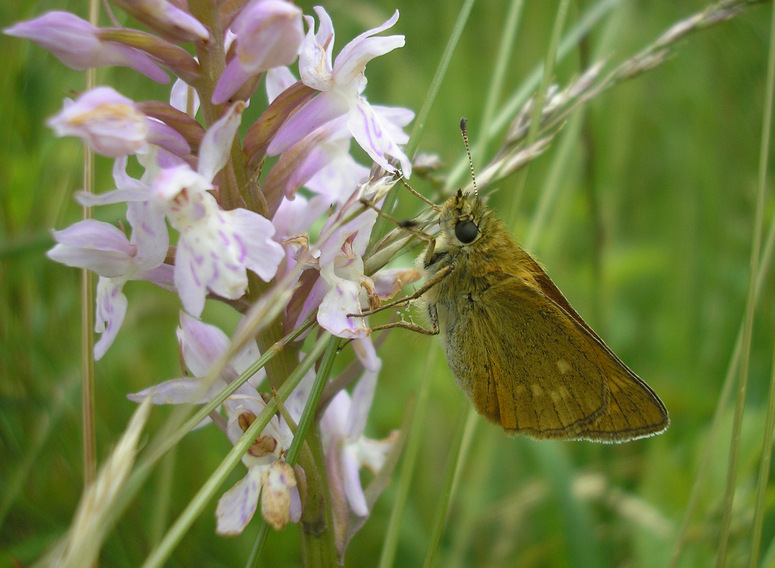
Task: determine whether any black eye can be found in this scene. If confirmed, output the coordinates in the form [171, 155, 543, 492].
[455, 220, 478, 244]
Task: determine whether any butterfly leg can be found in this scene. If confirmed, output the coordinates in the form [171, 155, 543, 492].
[349, 265, 452, 318]
[369, 304, 440, 335]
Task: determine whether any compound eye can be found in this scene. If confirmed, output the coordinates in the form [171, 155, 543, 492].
[455, 219, 478, 244]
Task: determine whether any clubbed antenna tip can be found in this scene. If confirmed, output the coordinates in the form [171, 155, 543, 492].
[459, 117, 478, 196]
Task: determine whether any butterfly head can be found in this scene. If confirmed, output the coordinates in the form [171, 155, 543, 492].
[438, 189, 492, 248]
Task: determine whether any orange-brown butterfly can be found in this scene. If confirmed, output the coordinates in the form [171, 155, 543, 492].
[363, 119, 668, 442]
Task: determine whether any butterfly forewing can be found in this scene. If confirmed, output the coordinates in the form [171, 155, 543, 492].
[441, 273, 667, 441]
[573, 352, 669, 442]
[525, 259, 669, 441]
[440, 274, 603, 439]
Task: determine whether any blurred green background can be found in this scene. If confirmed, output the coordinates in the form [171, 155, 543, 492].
[1, 0, 774, 566]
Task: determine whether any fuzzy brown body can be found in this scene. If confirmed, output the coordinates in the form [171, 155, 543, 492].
[420, 190, 668, 442]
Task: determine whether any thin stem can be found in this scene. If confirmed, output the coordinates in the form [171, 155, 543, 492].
[750, 342, 775, 568]
[749, 5, 775, 563]
[506, 0, 570, 228]
[404, 0, 476, 161]
[374, 0, 476, 240]
[714, 3, 774, 564]
[473, 0, 524, 165]
[668, 210, 775, 567]
[421, 403, 478, 568]
[81, 0, 100, 499]
[378, 345, 438, 568]
[149, 448, 176, 547]
[745, 5, 775, 568]
[286, 335, 338, 466]
[245, 522, 270, 568]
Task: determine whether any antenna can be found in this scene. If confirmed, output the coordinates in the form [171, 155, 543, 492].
[459, 117, 478, 196]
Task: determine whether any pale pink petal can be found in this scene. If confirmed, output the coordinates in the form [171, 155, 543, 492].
[233, 0, 303, 72]
[286, 270, 328, 332]
[212, 0, 302, 104]
[266, 67, 297, 103]
[146, 119, 191, 157]
[272, 194, 330, 239]
[126, 377, 225, 405]
[75, 186, 149, 207]
[178, 312, 230, 376]
[317, 207, 377, 267]
[152, 163, 212, 202]
[333, 10, 402, 85]
[141, 262, 176, 290]
[348, 97, 411, 176]
[211, 60, 254, 105]
[347, 368, 379, 438]
[371, 104, 415, 134]
[321, 390, 350, 436]
[197, 102, 245, 182]
[317, 278, 368, 338]
[170, 78, 200, 115]
[4, 12, 168, 82]
[48, 220, 134, 277]
[126, 200, 168, 270]
[136, 0, 209, 41]
[288, 484, 302, 523]
[227, 208, 284, 282]
[282, 368, 316, 421]
[174, 240, 208, 316]
[264, 128, 341, 200]
[94, 277, 128, 360]
[267, 92, 348, 155]
[341, 445, 368, 516]
[298, 8, 335, 90]
[305, 151, 369, 204]
[216, 466, 264, 535]
[352, 337, 380, 373]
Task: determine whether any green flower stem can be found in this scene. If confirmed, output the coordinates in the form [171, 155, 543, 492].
[299, 428, 337, 568]
[750, 341, 775, 568]
[245, 336, 339, 568]
[295, 337, 339, 567]
[140, 332, 332, 568]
